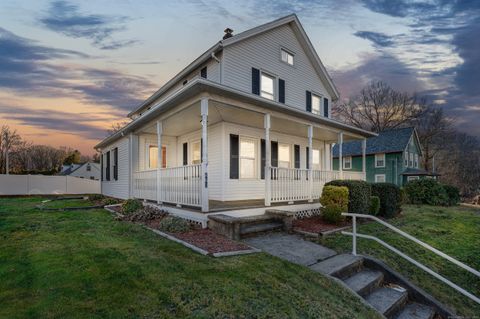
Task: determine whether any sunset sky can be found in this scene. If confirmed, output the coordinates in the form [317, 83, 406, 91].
[1, 0, 479, 155]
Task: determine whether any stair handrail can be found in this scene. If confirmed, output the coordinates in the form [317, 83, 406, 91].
[341, 213, 480, 305]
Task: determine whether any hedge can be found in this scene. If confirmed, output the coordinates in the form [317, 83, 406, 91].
[320, 185, 349, 224]
[442, 184, 460, 206]
[325, 180, 371, 214]
[404, 179, 449, 206]
[369, 196, 380, 216]
[371, 183, 402, 218]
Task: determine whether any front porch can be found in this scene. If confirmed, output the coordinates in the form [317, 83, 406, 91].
[129, 94, 367, 213]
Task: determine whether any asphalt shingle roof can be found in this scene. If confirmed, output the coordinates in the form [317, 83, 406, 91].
[333, 127, 415, 157]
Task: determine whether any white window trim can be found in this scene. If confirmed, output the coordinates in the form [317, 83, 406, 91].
[343, 156, 352, 170]
[239, 137, 257, 179]
[375, 174, 386, 183]
[375, 153, 386, 168]
[407, 176, 420, 182]
[280, 48, 294, 66]
[260, 71, 276, 101]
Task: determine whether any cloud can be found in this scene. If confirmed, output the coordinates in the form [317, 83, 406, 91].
[39, 0, 137, 50]
[0, 27, 155, 112]
[354, 31, 394, 47]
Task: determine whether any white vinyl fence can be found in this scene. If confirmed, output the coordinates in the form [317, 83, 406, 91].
[0, 175, 100, 195]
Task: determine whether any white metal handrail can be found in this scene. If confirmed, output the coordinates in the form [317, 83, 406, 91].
[341, 213, 480, 304]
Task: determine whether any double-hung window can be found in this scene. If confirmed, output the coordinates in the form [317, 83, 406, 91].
[409, 152, 414, 167]
[375, 153, 385, 168]
[375, 174, 386, 183]
[192, 140, 201, 165]
[312, 94, 322, 115]
[343, 156, 352, 169]
[260, 72, 275, 100]
[281, 49, 294, 65]
[414, 154, 419, 168]
[149, 145, 166, 168]
[278, 143, 290, 168]
[404, 151, 409, 167]
[407, 176, 419, 182]
[312, 149, 321, 170]
[239, 137, 256, 179]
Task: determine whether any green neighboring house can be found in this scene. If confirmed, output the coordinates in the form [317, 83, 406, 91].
[332, 127, 438, 186]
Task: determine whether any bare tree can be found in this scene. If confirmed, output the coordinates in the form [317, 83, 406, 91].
[107, 121, 129, 136]
[334, 81, 427, 132]
[0, 125, 23, 174]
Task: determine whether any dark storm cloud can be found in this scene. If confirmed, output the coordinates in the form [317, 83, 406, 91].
[354, 31, 394, 47]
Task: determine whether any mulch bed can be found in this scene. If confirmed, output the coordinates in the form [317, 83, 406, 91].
[168, 229, 252, 254]
[293, 216, 350, 234]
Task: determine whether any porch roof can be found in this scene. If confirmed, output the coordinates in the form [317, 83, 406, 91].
[95, 78, 377, 150]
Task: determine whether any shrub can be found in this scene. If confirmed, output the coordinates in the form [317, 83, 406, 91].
[89, 194, 104, 201]
[404, 179, 449, 206]
[442, 184, 460, 206]
[158, 216, 190, 233]
[102, 198, 119, 206]
[120, 206, 167, 222]
[320, 186, 349, 211]
[322, 205, 345, 224]
[122, 199, 143, 214]
[371, 183, 402, 218]
[325, 180, 371, 214]
[369, 196, 380, 216]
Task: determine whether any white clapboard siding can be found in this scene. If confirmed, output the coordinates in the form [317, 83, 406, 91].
[222, 24, 331, 113]
[102, 137, 130, 199]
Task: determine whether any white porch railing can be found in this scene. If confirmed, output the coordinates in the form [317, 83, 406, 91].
[312, 170, 341, 199]
[343, 171, 366, 180]
[133, 169, 157, 201]
[158, 164, 202, 207]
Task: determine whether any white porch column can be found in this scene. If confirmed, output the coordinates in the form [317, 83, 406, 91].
[264, 113, 271, 206]
[156, 121, 163, 204]
[308, 125, 313, 202]
[362, 138, 367, 181]
[128, 133, 133, 198]
[201, 98, 209, 212]
[323, 141, 328, 171]
[338, 132, 344, 179]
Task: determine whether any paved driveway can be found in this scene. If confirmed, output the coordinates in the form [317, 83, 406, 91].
[244, 233, 337, 266]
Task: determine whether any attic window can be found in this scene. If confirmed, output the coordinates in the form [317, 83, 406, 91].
[281, 49, 294, 65]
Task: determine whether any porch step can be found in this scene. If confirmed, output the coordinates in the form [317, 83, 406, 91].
[365, 287, 408, 318]
[343, 269, 384, 296]
[395, 303, 435, 319]
[240, 221, 284, 237]
[309, 254, 363, 279]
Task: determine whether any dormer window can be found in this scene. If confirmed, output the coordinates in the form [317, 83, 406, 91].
[260, 72, 275, 100]
[281, 49, 294, 65]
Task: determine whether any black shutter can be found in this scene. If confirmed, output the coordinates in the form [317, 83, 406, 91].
[294, 145, 300, 169]
[106, 151, 110, 181]
[252, 68, 260, 95]
[113, 148, 118, 180]
[200, 66, 207, 79]
[278, 78, 285, 103]
[183, 143, 188, 165]
[324, 98, 329, 117]
[230, 134, 239, 179]
[261, 139, 266, 179]
[271, 141, 278, 167]
[306, 147, 310, 169]
[100, 153, 103, 181]
[306, 91, 312, 112]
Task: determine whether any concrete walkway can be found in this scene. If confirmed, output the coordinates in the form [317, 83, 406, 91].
[244, 233, 337, 266]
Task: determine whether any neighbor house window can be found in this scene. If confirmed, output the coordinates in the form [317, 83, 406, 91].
[312, 94, 322, 115]
[281, 49, 294, 65]
[404, 151, 409, 167]
[375, 174, 386, 183]
[192, 140, 201, 165]
[278, 143, 290, 168]
[149, 145, 167, 168]
[414, 154, 419, 168]
[343, 156, 352, 169]
[409, 152, 414, 167]
[86, 164, 91, 171]
[239, 137, 256, 179]
[375, 153, 385, 168]
[407, 176, 419, 182]
[312, 149, 321, 169]
[260, 72, 275, 100]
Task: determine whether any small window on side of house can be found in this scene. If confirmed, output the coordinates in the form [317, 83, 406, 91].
[375, 153, 385, 168]
[86, 164, 91, 171]
[192, 141, 201, 165]
[407, 176, 419, 182]
[375, 174, 386, 183]
[278, 143, 291, 168]
[260, 72, 275, 100]
[414, 154, 419, 168]
[239, 137, 256, 179]
[281, 49, 294, 65]
[312, 94, 322, 115]
[409, 152, 414, 167]
[312, 149, 321, 169]
[404, 151, 409, 167]
[343, 156, 352, 170]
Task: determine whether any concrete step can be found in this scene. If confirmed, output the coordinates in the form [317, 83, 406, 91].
[343, 269, 384, 296]
[395, 303, 435, 319]
[240, 221, 284, 236]
[309, 254, 364, 279]
[366, 287, 408, 318]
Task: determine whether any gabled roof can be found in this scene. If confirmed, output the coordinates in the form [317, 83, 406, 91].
[333, 127, 417, 157]
[127, 14, 339, 118]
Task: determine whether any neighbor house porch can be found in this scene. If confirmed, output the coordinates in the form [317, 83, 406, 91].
[128, 94, 367, 213]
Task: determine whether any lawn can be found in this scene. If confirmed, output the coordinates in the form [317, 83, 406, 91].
[0, 197, 380, 319]
[321, 204, 480, 318]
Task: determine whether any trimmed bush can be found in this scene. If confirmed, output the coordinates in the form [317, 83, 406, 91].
[322, 205, 345, 224]
[158, 216, 190, 233]
[404, 179, 449, 206]
[102, 198, 119, 206]
[369, 196, 380, 216]
[371, 183, 402, 218]
[325, 180, 371, 214]
[442, 184, 460, 206]
[320, 185, 349, 211]
[122, 199, 143, 214]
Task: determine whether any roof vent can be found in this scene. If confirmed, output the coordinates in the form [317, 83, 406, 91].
[223, 28, 233, 40]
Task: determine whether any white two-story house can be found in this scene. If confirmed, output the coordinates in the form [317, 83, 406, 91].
[95, 14, 375, 214]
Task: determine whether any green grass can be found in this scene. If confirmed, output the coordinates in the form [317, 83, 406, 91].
[40, 198, 97, 209]
[321, 205, 480, 318]
[0, 197, 380, 319]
